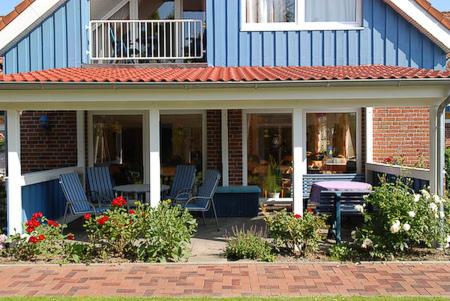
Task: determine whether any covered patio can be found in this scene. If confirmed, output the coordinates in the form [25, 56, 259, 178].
[0, 65, 449, 236]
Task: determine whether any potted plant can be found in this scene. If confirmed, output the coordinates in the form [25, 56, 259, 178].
[264, 157, 281, 199]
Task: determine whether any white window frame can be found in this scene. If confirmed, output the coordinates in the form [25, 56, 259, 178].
[303, 108, 362, 175]
[240, 0, 363, 31]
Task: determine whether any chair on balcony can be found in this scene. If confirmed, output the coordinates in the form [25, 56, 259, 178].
[181, 169, 221, 229]
[86, 166, 116, 206]
[59, 173, 110, 224]
[108, 27, 140, 62]
[164, 165, 197, 203]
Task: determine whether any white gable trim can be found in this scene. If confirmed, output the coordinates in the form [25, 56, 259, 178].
[386, 0, 450, 53]
[0, 0, 64, 54]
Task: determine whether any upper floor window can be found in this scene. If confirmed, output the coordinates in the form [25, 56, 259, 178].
[242, 0, 362, 31]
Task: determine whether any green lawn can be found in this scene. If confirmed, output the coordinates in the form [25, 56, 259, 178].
[0, 297, 447, 301]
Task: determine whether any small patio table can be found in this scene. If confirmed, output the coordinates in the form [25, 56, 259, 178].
[114, 184, 170, 204]
[309, 181, 372, 205]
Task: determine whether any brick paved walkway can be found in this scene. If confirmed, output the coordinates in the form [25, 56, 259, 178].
[0, 263, 449, 297]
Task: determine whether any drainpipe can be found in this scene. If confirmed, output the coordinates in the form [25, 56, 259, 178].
[436, 93, 450, 247]
[437, 94, 450, 196]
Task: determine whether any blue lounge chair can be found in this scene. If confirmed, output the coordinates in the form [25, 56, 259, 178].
[182, 169, 221, 229]
[165, 165, 197, 203]
[59, 173, 110, 224]
[86, 166, 115, 205]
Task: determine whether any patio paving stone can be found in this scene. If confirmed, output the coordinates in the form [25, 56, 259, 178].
[0, 262, 448, 297]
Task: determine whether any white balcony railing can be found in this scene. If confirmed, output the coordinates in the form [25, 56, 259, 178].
[89, 20, 204, 61]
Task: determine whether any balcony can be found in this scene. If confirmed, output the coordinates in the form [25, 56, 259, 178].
[89, 19, 205, 63]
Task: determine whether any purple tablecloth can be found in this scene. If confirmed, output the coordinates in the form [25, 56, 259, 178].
[309, 181, 372, 204]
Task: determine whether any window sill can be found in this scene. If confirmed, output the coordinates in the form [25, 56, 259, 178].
[240, 23, 364, 32]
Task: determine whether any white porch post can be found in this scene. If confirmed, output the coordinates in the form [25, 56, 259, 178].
[365, 107, 374, 182]
[429, 105, 438, 194]
[221, 109, 229, 186]
[6, 110, 22, 235]
[149, 109, 161, 207]
[292, 108, 305, 214]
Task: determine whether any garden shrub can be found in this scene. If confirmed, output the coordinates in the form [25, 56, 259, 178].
[354, 180, 450, 260]
[265, 210, 325, 257]
[5, 212, 80, 262]
[84, 198, 197, 262]
[329, 243, 359, 262]
[445, 148, 450, 190]
[134, 201, 197, 262]
[225, 226, 275, 262]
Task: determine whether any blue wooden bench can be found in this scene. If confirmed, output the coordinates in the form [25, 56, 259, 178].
[302, 174, 365, 200]
[315, 190, 371, 243]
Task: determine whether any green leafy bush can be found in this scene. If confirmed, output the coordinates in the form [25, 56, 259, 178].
[329, 243, 358, 262]
[445, 148, 450, 190]
[225, 226, 275, 262]
[134, 201, 197, 262]
[5, 212, 79, 262]
[265, 210, 325, 257]
[84, 198, 197, 262]
[354, 181, 450, 260]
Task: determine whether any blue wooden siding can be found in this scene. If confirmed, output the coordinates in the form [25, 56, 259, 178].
[206, 0, 447, 69]
[21, 180, 66, 222]
[3, 0, 89, 74]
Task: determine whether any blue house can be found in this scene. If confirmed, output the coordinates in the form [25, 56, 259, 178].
[0, 0, 448, 234]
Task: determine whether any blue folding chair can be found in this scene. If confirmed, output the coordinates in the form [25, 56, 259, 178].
[86, 166, 116, 205]
[182, 170, 221, 229]
[59, 173, 110, 224]
[165, 165, 197, 203]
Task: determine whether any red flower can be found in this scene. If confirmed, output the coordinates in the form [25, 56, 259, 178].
[383, 157, 393, 164]
[47, 220, 59, 227]
[112, 196, 127, 207]
[307, 208, 314, 213]
[84, 213, 91, 220]
[38, 234, 45, 241]
[26, 227, 34, 233]
[66, 234, 75, 241]
[97, 215, 109, 226]
[32, 212, 43, 220]
[129, 209, 136, 215]
[294, 214, 302, 219]
[28, 236, 39, 244]
[26, 219, 40, 228]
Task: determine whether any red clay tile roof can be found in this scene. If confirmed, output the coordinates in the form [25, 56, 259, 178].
[0, 65, 449, 83]
[413, 0, 450, 30]
[0, 0, 35, 31]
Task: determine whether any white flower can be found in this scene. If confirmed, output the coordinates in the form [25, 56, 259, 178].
[447, 235, 450, 243]
[0, 234, 7, 243]
[439, 211, 445, 219]
[414, 194, 421, 203]
[403, 223, 411, 232]
[408, 211, 416, 218]
[20, 233, 30, 240]
[390, 220, 401, 234]
[361, 238, 373, 249]
[433, 195, 442, 204]
[354, 205, 364, 213]
[421, 190, 431, 200]
[429, 202, 438, 212]
[351, 231, 356, 240]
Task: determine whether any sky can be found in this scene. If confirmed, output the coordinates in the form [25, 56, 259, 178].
[0, 0, 449, 16]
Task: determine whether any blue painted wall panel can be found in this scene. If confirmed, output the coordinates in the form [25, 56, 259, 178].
[22, 180, 66, 222]
[3, 0, 89, 74]
[206, 0, 447, 70]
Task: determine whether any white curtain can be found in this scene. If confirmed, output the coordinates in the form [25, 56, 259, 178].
[246, 0, 292, 23]
[305, 0, 356, 22]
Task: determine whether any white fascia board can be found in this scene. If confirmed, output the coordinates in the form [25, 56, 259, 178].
[386, 0, 450, 53]
[0, 0, 64, 54]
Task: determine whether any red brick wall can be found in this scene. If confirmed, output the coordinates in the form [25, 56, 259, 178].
[446, 123, 450, 148]
[228, 110, 243, 185]
[206, 110, 222, 172]
[373, 107, 430, 167]
[21, 111, 78, 173]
